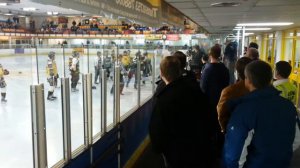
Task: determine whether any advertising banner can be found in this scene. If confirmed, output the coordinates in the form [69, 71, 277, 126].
[32, 0, 160, 26]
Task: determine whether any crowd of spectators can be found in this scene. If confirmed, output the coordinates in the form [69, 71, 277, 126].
[149, 42, 300, 168]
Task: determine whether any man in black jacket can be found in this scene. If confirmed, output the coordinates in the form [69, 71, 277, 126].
[149, 56, 213, 168]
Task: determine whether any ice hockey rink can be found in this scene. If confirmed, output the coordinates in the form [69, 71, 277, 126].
[0, 47, 159, 168]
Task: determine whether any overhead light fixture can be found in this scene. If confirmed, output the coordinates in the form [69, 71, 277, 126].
[235, 26, 242, 29]
[47, 11, 58, 15]
[211, 2, 240, 7]
[22, 7, 37, 11]
[18, 15, 26, 17]
[233, 28, 272, 31]
[237, 22, 293, 26]
[245, 32, 254, 36]
[0, 3, 7, 6]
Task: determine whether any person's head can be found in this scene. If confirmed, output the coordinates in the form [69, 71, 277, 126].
[160, 56, 181, 85]
[48, 51, 55, 60]
[236, 57, 252, 80]
[244, 60, 272, 91]
[193, 45, 200, 52]
[72, 51, 80, 58]
[97, 51, 102, 57]
[246, 48, 259, 60]
[249, 42, 259, 49]
[275, 61, 292, 79]
[209, 45, 221, 60]
[173, 51, 186, 69]
[202, 54, 209, 64]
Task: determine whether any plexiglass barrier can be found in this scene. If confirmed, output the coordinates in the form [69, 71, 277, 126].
[0, 42, 167, 168]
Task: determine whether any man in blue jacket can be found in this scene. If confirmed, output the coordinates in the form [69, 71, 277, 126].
[224, 60, 298, 168]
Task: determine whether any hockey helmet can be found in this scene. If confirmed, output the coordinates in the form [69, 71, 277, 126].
[72, 51, 80, 58]
[97, 51, 102, 56]
[48, 51, 55, 59]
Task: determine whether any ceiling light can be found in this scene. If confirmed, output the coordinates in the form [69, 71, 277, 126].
[0, 3, 7, 6]
[5, 13, 13, 16]
[211, 2, 240, 7]
[233, 28, 272, 31]
[52, 12, 58, 15]
[18, 15, 26, 17]
[245, 33, 254, 36]
[22, 7, 37, 11]
[237, 22, 293, 26]
[235, 26, 242, 29]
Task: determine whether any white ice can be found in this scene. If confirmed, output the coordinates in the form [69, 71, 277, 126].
[0, 48, 157, 168]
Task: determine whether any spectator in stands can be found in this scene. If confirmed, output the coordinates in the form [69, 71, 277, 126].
[273, 61, 297, 104]
[149, 56, 213, 168]
[223, 60, 299, 168]
[224, 40, 238, 84]
[200, 44, 229, 156]
[217, 57, 252, 132]
[249, 42, 259, 49]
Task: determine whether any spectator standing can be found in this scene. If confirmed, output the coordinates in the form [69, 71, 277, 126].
[200, 44, 229, 156]
[224, 41, 238, 84]
[150, 56, 213, 168]
[224, 61, 299, 168]
[273, 61, 297, 104]
[217, 57, 252, 132]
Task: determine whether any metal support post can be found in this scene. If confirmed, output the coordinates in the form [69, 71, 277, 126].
[82, 73, 93, 147]
[152, 54, 156, 94]
[61, 78, 71, 163]
[62, 45, 66, 77]
[83, 73, 93, 164]
[101, 69, 107, 134]
[113, 66, 120, 125]
[31, 84, 47, 168]
[241, 26, 246, 57]
[137, 55, 141, 107]
[35, 46, 40, 84]
[237, 30, 241, 57]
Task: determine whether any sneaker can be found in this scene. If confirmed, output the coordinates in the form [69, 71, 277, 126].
[47, 97, 55, 101]
[95, 82, 99, 84]
[1, 99, 7, 102]
[51, 96, 57, 99]
[72, 88, 79, 92]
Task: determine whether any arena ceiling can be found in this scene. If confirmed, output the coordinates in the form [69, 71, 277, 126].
[165, 0, 300, 33]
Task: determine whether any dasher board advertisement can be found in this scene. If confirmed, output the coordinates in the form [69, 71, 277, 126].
[32, 0, 160, 26]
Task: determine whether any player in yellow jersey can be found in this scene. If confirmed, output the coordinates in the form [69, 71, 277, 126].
[0, 63, 9, 102]
[46, 51, 58, 101]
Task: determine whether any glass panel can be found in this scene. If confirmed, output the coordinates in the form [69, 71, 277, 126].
[37, 45, 64, 167]
[267, 38, 273, 63]
[88, 44, 102, 137]
[285, 39, 293, 62]
[295, 39, 300, 69]
[104, 42, 115, 126]
[140, 44, 154, 103]
[67, 44, 85, 151]
[120, 43, 138, 115]
[0, 44, 34, 167]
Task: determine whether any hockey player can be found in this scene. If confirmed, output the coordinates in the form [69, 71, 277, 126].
[103, 54, 112, 79]
[94, 51, 102, 84]
[69, 51, 80, 92]
[46, 51, 58, 100]
[0, 64, 9, 102]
